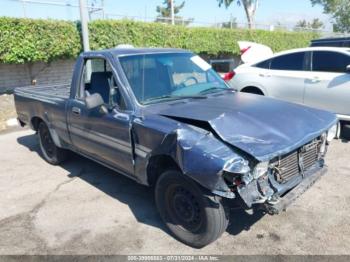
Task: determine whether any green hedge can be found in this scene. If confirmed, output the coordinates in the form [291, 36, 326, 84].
[0, 17, 319, 64]
[0, 17, 81, 63]
[89, 20, 319, 56]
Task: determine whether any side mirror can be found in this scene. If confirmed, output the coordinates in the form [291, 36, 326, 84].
[85, 93, 104, 110]
[346, 65, 350, 73]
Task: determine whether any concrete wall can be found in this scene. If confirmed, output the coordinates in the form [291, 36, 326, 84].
[0, 59, 75, 94]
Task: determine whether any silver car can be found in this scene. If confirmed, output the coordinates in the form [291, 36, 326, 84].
[229, 46, 350, 136]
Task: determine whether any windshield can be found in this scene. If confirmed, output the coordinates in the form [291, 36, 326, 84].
[118, 52, 229, 105]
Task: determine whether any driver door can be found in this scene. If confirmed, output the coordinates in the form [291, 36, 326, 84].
[67, 56, 134, 176]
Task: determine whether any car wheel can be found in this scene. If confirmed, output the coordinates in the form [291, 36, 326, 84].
[155, 170, 229, 248]
[38, 121, 67, 165]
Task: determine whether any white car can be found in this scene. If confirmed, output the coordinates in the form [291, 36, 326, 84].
[229, 46, 350, 128]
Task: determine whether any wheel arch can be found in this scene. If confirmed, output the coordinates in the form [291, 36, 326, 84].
[31, 116, 44, 131]
[146, 154, 181, 187]
[32, 116, 63, 148]
[241, 86, 265, 95]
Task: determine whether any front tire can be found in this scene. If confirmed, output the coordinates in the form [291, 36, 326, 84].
[38, 121, 67, 165]
[155, 170, 229, 248]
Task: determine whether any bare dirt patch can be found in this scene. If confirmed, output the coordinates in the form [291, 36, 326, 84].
[0, 94, 16, 131]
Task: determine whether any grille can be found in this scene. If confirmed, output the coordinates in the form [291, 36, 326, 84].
[271, 138, 322, 184]
[300, 140, 319, 170]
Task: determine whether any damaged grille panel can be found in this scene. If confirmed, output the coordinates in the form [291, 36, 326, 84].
[271, 138, 322, 184]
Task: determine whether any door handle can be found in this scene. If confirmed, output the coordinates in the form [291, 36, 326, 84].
[72, 107, 81, 115]
[114, 112, 130, 121]
[259, 73, 271, 77]
[308, 77, 321, 83]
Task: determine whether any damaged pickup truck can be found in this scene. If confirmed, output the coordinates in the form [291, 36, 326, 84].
[14, 48, 338, 248]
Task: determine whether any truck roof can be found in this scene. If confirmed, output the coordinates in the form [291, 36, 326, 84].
[84, 47, 192, 57]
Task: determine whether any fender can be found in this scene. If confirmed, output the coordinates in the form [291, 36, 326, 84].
[33, 113, 64, 149]
[132, 117, 249, 198]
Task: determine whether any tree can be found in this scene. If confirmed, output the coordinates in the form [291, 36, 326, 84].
[295, 18, 324, 31]
[310, 18, 324, 29]
[217, 0, 259, 29]
[295, 19, 308, 30]
[311, 0, 350, 32]
[156, 0, 193, 25]
[221, 17, 238, 28]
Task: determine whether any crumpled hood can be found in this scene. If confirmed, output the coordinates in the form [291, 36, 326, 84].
[149, 92, 337, 161]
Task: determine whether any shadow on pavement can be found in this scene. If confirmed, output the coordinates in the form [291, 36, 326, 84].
[226, 206, 265, 235]
[17, 133, 264, 238]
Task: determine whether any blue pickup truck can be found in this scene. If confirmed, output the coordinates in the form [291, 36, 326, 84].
[14, 47, 338, 248]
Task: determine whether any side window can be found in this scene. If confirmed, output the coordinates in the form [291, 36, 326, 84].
[80, 58, 127, 110]
[312, 51, 350, 73]
[81, 59, 106, 89]
[254, 59, 271, 69]
[270, 52, 305, 71]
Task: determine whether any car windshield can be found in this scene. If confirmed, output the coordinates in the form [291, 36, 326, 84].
[118, 52, 229, 105]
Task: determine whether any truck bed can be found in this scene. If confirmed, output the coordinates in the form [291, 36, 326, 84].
[15, 84, 70, 101]
[14, 83, 72, 147]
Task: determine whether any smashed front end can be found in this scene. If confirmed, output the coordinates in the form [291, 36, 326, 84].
[222, 132, 334, 214]
[135, 96, 338, 215]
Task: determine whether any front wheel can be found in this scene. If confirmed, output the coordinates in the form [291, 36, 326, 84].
[38, 121, 67, 165]
[155, 170, 229, 248]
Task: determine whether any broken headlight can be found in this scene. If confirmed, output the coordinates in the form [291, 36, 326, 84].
[327, 123, 337, 142]
[252, 161, 269, 179]
[222, 158, 250, 186]
[319, 132, 328, 157]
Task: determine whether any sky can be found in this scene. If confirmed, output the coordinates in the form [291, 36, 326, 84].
[0, 0, 332, 30]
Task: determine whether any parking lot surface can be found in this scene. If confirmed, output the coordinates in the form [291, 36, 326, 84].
[0, 129, 349, 255]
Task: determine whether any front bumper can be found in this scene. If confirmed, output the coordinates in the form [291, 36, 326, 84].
[262, 166, 327, 215]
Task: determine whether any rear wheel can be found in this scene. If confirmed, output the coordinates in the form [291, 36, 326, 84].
[38, 121, 67, 165]
[155, 170, 229, 248]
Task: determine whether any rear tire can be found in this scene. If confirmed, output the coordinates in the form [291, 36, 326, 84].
[155, 170, 229, 248]
[38, 121, 67, 165]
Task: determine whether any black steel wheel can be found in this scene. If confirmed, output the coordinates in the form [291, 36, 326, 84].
[155, 170, 229, 248]
[38, 121, 67, 165]
[166, 184, 203, 232]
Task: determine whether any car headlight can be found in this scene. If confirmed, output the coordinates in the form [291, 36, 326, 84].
[252, 161, 269, 179]
[327, 124, 338, 142]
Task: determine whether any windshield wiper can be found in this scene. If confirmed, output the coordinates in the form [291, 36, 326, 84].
[199, 87, 228, 95]
[143, 95, 206, 104]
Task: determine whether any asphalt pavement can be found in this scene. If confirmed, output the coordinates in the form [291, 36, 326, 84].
[0, 129, 349, 255]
